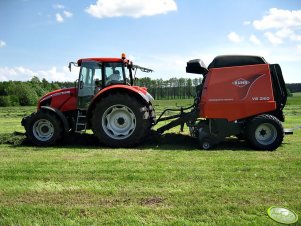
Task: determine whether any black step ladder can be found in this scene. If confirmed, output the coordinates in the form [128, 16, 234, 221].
[75, 110, 87, 133]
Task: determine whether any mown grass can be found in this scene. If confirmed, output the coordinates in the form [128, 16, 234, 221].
[0, 94, 300, 225]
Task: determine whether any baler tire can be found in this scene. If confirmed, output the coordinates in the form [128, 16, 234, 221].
[199, 137, 214, 150]
[246, 114, 284, 151]
[91, 93, 150, 147]
[26, 111, 63, 146]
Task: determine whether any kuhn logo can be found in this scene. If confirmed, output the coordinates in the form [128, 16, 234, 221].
[232, 78, 250, 88]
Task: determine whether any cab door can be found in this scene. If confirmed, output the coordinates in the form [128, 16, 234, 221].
[78, 61, 102, 109]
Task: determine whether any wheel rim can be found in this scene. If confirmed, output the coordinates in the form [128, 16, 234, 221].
[202, 141, 210, 150]
[102, 104, 136, 140]
[32, 119, 54, 141]
[255, 123, 277, 145]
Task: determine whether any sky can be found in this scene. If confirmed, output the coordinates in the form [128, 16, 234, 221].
[0, 0, 301, 83]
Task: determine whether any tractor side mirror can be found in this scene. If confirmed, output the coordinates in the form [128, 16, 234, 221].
[68, 62, 78, 72]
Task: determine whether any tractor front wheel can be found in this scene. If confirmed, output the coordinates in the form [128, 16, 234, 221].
[92, 93, 150, 147]
[25, 111, 63, 146]
[246, 114, 284, 151]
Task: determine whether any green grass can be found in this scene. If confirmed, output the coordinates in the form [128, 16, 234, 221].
[0, 94, 300, 225]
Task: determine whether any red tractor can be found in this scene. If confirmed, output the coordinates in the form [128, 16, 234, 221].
[22, 54, 155, 147]
[156, 55, 288, 150]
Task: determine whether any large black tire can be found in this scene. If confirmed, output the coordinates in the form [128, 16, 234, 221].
[245, 114, 284, 151]
[91, 93, 151, 147]
[25, 111, 63, 146]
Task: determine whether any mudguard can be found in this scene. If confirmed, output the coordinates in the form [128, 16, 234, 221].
[40, 106, 70, 133]
[94, 84, 154, 103]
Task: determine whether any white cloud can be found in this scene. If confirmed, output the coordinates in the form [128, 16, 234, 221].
[55, 11, 73, 23]
[227, 32, 244, 43]
[0, 40, 5, 48]
[56, 13, 64, 23]
[290, 33, 301, 42]
[53, 4, 65, 9]
[0, 66, 35, 81]
[0, 66, 79, 82]
[85, 0, 177, 18]
[264, 32, 283, 45]
[63, 10, 73, 18]
[253, 8, 301, 30]
[275, 28, 294, 38]
[251, 8, 301, 46]
[274, 28, 301, 42]
[249, 34, 261, 45]
[298, 45, 301, 51]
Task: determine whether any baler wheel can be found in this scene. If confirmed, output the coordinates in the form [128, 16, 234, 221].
[26, 111, 63, 146]
[246, 114, 284, 151]
[92, 93, 150, 147]
[200, 137, 213, 150]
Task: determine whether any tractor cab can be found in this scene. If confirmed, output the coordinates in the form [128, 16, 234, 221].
[69, 54, 153, 109]
[75, 59, 126, 109]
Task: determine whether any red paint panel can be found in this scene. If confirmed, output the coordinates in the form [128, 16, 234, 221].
[38, 88, 77, 112]
[59, 95, 77, 112]
[200, 64, 276, 121]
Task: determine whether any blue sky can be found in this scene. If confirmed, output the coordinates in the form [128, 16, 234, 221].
[0, 0, 301, 82]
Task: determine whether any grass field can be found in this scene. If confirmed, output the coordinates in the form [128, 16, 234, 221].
[0, 94, 300, 225]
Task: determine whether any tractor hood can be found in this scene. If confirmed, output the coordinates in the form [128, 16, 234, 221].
[39, 87, 76, 102]
[38, 87, 77, 109]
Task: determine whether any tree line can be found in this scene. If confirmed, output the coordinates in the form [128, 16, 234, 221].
[286, 83, 301, 93]
[135, 77, 203, 100]
[0, 77, 75, 107]
[0, 76, 300, 106]
[0, 76, 203, 106]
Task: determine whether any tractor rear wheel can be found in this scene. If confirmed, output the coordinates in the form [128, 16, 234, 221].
[92, 93, 151, 147]
[25, 111, 63, 146]
[246, 114, 284, 151]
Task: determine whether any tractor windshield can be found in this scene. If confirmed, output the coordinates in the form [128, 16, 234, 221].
[103, 62, 127, 86]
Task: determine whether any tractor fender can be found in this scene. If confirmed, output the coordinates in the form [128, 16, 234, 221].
[95, 84, 153, 103]
[87, 85, 154, 121]
[40, 106, 70, 133]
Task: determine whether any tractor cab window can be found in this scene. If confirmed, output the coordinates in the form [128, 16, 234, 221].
[104, 62, 125, 86]
[78, 61, 102, 109]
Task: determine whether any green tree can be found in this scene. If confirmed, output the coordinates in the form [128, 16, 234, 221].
[0, 96, 11, 106]
[31, 76, 41, 84]
[17, 83, 39, 106]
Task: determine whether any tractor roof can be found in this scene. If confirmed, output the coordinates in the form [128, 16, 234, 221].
[77, 58, 124, 65]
